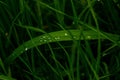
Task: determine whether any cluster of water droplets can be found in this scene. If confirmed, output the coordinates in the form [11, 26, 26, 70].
[38, 32, 71, 43]
[20, 32, 92, 54]
[39, 35, 53, 43]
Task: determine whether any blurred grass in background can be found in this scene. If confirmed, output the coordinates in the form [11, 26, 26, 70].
[0, 0, 120, 80]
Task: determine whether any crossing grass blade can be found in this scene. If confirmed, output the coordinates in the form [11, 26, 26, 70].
[0, 75, 16, 80]
[5, 29, 119, 65]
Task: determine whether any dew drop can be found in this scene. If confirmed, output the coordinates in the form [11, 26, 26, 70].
[81, 73, 85, 76]
[55, 37, 60, 40]
[44, 40, 47, 42]
[65, 33, 68, 36]
[5, 32, 8, 36]
[48, 37, 51, 40]
[73, 36, 76, 39]
[42, 36, 46, 38]
[40, 40, 43, 42]
[21, 51, 23, 53]
[49, 39, 52, 42]
[25, 48, 28, 51]
[12, 54, 15, 57]
[87, 36, 91, 39]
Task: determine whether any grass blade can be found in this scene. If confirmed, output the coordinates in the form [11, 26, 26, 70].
[5, 30, 119, 65]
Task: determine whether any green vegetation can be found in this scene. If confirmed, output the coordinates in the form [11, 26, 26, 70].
[0, 0, 120, 80]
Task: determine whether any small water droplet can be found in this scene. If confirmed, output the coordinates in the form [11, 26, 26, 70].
[49, 39, 52, 42]
[48, 37, 51, 40]
[5, 32, 8, 36]
[25, 48, 28, 51]
[72, 21, 75, 24]
[73, 36, 76, 39]
[40, 40, 43, 42]
[12, 54, 15, 57]
[65, 33, 68, 36]
[81, 73, 85, 76]
[87, 36, 91, 39]
[21, 51, 23, 53]
[44, 40, 47, 42]
[42, 36, 46, 38]
[55, 37, 60, 40]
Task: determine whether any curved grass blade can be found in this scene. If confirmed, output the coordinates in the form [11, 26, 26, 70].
[5, 30, 119, 65]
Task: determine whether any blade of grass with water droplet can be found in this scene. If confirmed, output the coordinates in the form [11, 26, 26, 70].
[4, 30, 119, 65]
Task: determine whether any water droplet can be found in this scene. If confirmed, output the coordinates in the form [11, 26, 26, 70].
[5, 32, 8, 36]
[73, 36, 76, 39]
[25, 48, 28, 51]
[21, 51, 23, 53]
[40, 40, 43, 42]
[87, 36, 91, 39]
[44, 40, 47, 42]
[49, 39, 52, 42]
[48, 37, 51, 40]
[72, 21, 75, 24]
[81, 73, 85, 76]
[65, 33, 68, 36]
[12, 54, 15, 57]
[42, 36, 46, 38]
[55, 37, 60, 40]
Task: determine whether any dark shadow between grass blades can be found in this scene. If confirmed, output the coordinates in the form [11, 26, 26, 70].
[4, 29, 119, 65]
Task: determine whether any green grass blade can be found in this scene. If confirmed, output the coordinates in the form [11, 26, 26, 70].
[0, 58, 7, 74]
[36, 0, 72, 19]
[5, 30, 119, 65]
[0, 75, 16, 80]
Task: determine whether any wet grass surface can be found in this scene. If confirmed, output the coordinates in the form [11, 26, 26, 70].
[0, 0, 120, 80]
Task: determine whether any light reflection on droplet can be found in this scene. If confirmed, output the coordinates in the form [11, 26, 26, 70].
[73, 36, 76, 39]
[65, 33, 68, 36]
[49, 39, 52, 42]
[42, 36, 46, 38]
[87, 36, 91, 39]
[40, 40, 43, 43]
[21, 51, 23, 53]
[5, 32, 8, 36]
[55, 37, 60, 40]
[48, 37, 51, 40]
[81, 73, 85, 76]
[44, 40, 47, 42]
[25, 48, 28, 51]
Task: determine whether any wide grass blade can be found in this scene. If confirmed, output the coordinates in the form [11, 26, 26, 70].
[5, 29, 119, 65]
